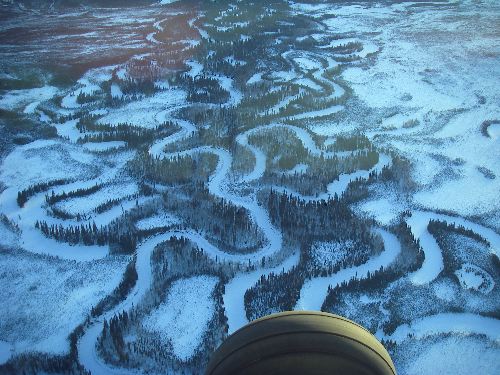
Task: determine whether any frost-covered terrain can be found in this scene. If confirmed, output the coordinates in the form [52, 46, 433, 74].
[0, 0, 498, 374]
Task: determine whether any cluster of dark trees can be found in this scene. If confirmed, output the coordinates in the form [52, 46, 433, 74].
[35, 220, 137, 253]
[77, 118, 177, 148]
[116, 78, 157, 96]
[267, 189, 376, 244]
[130, 153, 204, 186]
[162, 185, 264, 254]
[331, 41, 363, 54]
[427, 218, 491, 276]
[76, 92, 96, 105]
[328, 134, 372, 152]
[322, 266, 400, 313]
[244, 264, 305, 321]
[271, 150, 379, 197]
[0, 352, 88, 375]
[45, 184, 101, 206]
[185, 75, 230, 104]
[428, 219, 490, 247]
[481, 119, 499, 138]
[391, 215, 425, 272]
[17, 179, 71, 207]
[100, 311, 131, 364]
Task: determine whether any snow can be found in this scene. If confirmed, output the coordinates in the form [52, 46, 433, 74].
[387, 312, 500, 344]
[293, 56, 322, 71]
[294, 77, 323, 91]
[287, 105, 343, 120]
[61, 78, 101, 109]
[143, 276, 218, 361]
[297, 228, 401, 311]
[237, 123, 330, 183]
[54, 182, 138, 216]
[97, 89, 186, 128]
[116, 68, 128, 80]
[0, 140, 98, 190]
[282, 163, 308, 176]
[269, 70, 297, 82]
[0, 220, 18, 248]
[246, 72, 262, 85]
[149, 118, 196, 158]
[454, 263, 495, 294]
[110, 83, 124, 99]
[487, 123, 500, 139]
[432, 279, 457, 303]
[356, 197, 402, 226]
[326, 153, 391, 198]
[0, 86, 58, 113]
[0, 251, 127, 355]
[311, 240, 352, 268]
[2, 2, 498, 373]
[135, 213, 180, 230]
[214, 74, 242, 107]
[268, 92, 301, 114]
[223, 251, 299, 334]
[413, 165, 500, 217]
[19, 226, 110, 261]
[54, 119, 82, 143]
[82, 141, 126, 152]
[0, 341, 11, 365]
[407, 210, 500, 285]
[403, 336, 500, 375]
[185, 60, 203, 78]
[224, 56, 246, 67]
[160, 1, 180, 6]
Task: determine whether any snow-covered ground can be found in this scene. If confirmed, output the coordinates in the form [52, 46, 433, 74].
[97, 89, 186, 128]
[0, 86, 58, 114]
[143, 276, 218, 361]
[1, 0, 499, 373]
[387, 312, 500, 344]
[54, 182, 138, 216]
[135, 213, 181, 230]
[401, 336, 500, 375]
[407, 211, 500, 285]
[0, 341, 11, 366]
[454, 263, 495, 295]
[0, 251, 127, 355]
[297, 228, 401, 311]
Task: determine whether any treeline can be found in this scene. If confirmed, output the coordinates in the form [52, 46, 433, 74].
[76, 115, 178, 148]
[45, 183, 101, 205]
[17, 178, 71, 207]
[321, 266, 401, 313]
[244, 263, 305, 321]
[76, 91, 96, 104]
[185, 75, 230, 104]
[100, 311, 131, 364]
[129, 152, 209, 186]
[276, 150, 379, 197]
[91, 259, 138, 318]
[35, 220, 137, 253]
[267, 189, 375, 244]
[162, 184, 265, 254]
[391, 214, 426, 272]
[0, 352, 89, 375]
[328, 134, 372, 152]
[77, 117, 175, 134]
[427, 219, 490, 247]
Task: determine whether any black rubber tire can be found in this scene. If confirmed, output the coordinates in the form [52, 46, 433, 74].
[205, 311, 397, 375]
